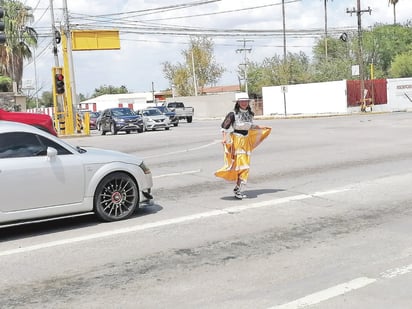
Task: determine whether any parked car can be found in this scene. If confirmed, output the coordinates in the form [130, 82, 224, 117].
[138, 108, 171, 131]
[88, 111, 101, 130]
[165, 101, 194, 123]
[79, 111, 101, 130]
[99, 107, 143, 135]
[0, 121, 154, 225]
[0, 108, 57, 136]
[152, 105, 179, 127]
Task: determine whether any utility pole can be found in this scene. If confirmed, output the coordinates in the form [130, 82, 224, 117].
[236, 39, 252, 95]
[323, 0, 329, 61]
[49, 0, 59, 67]
[282, 0, 286, 63]
[62, 0, 77, 108]
[281, 0, 287, 116]
[191, 49, 198, 96]
[152, 81, 155, 104]
[346, 0, 371, 111]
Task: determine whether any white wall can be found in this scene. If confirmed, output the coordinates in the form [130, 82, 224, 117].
[262, 80, 348, 115]
[386, 78, 412, 111]
[168, 93, 235, 118]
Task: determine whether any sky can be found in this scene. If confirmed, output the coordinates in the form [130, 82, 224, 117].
[21, 0, 412, 99]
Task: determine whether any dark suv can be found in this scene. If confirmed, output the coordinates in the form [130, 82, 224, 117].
[99, 107, 143, 135]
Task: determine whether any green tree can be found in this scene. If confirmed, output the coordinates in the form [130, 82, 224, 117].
[362, 24, 412, 76]
[163, 61, 192, 96]
[78, 93, 87, 102]
[162, 36, 224, 96]
[246, 52, 313, 97]
[0, 75, 12, 92]
[91, 85, 128, 98]
[39, 91, 53, 107]
[312, 35, 356, 81]
[390, 50, 412, 77]
[0, 0, 38, 92]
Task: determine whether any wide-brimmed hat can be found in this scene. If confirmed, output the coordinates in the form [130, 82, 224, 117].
[234, 92, 250, 102]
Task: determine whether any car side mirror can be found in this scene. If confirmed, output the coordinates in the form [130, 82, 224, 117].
[47, 147, 58, 160]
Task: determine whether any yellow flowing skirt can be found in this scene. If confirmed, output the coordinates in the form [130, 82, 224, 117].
[215, 127, 271, 183]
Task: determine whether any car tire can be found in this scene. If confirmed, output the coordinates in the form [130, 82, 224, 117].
[165, 127, 170, 130]
[93, 172, 139, 222]
[173, 122, 178, 127]
[101, 127, 106, 135]
[111, 123, 117, 135]
[187, 116, 193, 123]
[126, 130, 131, 134]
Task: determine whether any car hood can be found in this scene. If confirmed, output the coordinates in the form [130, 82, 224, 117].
[78, 147, 143, 165]
[115, 115, 140, 121]
[145, 115, 167, 120]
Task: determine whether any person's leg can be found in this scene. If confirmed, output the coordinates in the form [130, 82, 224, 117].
[234, 170, 248, 199]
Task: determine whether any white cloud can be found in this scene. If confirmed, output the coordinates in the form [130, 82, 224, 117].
[22, 0, 412, 97]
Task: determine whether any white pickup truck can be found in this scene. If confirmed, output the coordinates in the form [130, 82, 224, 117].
[165, 101, 194, 123]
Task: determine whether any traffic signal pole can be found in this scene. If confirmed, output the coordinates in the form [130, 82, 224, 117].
[60, 33, 75, 135]
[49, 1, 120, 136]
[61, 0, 77, 135]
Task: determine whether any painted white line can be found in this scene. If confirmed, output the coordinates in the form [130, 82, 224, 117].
[153, 169, 201, 179]
[145, 140, 220, 159]
[380, 263, 412, 279]
[270, 277, 377, 309]
[0, 188, 348, 257]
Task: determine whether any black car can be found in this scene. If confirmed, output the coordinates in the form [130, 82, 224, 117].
[99, 107, 144, 135]
[152, 105, 179, 127]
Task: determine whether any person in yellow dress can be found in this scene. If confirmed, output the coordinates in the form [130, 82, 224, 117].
[215, 97, 271, 199]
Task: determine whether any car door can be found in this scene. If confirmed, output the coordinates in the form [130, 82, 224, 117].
[0, 132, 84, 212]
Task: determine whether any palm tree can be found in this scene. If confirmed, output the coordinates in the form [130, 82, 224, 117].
[0, 0, 38, 92]
[389, 0, 399, 25]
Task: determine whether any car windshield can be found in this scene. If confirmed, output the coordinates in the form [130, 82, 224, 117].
[90, 112, 100, 118]
[145, 109, 162, 116]
[112, 108, 134, 116]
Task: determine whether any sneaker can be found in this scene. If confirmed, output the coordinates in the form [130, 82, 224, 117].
[233, 186, 240, 194]
[235, 191, 247, 200]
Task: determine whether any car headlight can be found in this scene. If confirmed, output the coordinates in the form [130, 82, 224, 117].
[113, 117, 124, 123]
[139, 161, 151, 174]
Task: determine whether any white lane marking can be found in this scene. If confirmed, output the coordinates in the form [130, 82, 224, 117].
[0, 188, 348, 257]
[270, 277, 377, 309]
[153, 169, 201, 178]
[380, 263, 412, 278]
[145, 140, 220, 159]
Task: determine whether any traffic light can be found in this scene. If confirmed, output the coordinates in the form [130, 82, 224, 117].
[55, 73, 65, 94]
[0, 7, 6, 44]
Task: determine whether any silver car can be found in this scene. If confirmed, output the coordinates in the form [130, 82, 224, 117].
[139, 108, 171, 131]
[0, 121, 154, 225]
